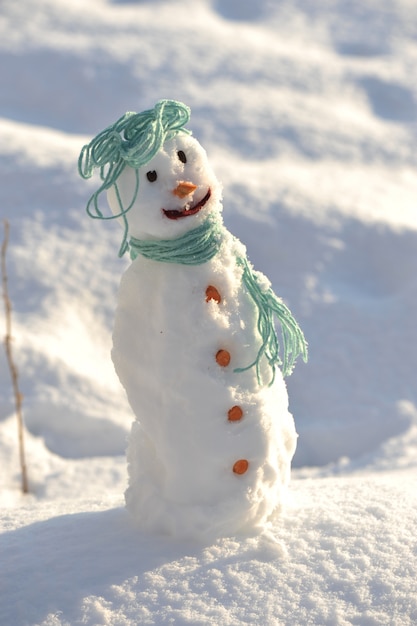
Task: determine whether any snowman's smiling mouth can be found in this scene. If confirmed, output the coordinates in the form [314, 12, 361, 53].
[162, 189, 211, 220]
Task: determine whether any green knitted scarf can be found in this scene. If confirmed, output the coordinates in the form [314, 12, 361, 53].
[129, 215, 224, 264]
[129, 217, 307, 384]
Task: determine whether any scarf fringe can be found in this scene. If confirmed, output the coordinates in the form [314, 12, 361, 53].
[235, 256, 308, 384]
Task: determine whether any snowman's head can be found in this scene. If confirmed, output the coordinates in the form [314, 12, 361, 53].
[79, 99, 222, 256]
[107, 133, 222, 241]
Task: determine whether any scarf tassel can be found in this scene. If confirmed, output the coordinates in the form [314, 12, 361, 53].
[235, 256, 308, 384]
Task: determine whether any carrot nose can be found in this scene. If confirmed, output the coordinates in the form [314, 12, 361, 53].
[172, 181, 197, 199]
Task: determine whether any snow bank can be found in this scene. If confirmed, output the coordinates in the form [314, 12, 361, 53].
[1, 472, 415, 626]
[0, 0, 416, 623]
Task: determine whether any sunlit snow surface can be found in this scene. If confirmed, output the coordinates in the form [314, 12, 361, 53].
[0, 0, 416, 624]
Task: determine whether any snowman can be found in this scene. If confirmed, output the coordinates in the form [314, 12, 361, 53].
[79, 100, 307, 539]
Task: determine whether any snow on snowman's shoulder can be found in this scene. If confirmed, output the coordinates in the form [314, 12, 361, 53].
[249, 266, 271, 293]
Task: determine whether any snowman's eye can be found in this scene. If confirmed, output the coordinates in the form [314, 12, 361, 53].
[177, 150, 187, 164]
[146, 171, 157, 182]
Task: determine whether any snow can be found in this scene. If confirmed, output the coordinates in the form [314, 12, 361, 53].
[0, 0, 416, 623]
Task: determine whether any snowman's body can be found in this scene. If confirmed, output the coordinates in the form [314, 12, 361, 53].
[105, 130, 299, 538]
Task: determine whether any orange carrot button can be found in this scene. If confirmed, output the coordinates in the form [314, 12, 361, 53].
[228, 406, 243, 422]
[205, 285, 221, 303]
[233, 459, 249, 475]
[216, 349, 231, 367]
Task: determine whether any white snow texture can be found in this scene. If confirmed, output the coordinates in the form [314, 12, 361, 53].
[0, 0, 417, 625]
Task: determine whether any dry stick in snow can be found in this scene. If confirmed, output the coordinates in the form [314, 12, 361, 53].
[1, 220, 29, 494]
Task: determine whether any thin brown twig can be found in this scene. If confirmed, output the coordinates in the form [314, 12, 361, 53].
[1, 219, 29, 494]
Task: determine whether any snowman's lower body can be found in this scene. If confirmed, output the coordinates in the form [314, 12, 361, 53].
[113, 257, 298, 539]
[123, 378, 297, 539]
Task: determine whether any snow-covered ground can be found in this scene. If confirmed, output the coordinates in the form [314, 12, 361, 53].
[1, 0, 416, 624]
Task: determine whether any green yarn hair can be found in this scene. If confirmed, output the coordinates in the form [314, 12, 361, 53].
[78, 99, 191, 256]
